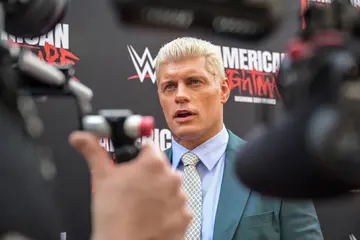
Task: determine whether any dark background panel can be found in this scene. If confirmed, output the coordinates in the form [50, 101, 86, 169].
[32, 0, 360, 239]
[314, 194, 360, 239]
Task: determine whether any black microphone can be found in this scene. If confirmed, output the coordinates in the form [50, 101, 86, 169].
[235, 96, 360, 199]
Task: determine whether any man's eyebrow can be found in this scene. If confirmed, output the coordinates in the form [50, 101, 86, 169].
[187, 75, 209, 82]
[159, 80, 174, 87]
[187, 75, 206, 79]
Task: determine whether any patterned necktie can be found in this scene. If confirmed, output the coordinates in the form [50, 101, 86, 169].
[181, 152, 202, 240]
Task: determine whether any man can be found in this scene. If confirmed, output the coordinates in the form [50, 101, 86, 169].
[69, 131, 192, 240]
[155, 37, 324, 240]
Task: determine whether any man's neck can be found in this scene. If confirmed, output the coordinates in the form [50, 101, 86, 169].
[175, 123, 224, 150]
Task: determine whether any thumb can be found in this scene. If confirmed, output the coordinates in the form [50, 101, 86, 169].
[69, 131, 111, 180]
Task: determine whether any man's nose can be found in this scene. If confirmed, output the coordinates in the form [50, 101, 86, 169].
[175, 84, 190, 104]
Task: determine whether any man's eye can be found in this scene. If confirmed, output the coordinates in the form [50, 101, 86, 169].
[190, 79, 201, 85]
[164, 83, 175, 90]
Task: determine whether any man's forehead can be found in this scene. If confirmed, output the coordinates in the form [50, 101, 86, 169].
[156, 57, 208, 85]
[160, 59, 206, 75]
[163, 67, 201, 77]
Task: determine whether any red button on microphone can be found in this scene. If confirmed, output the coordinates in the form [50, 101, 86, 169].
[140, 116, 155, 137]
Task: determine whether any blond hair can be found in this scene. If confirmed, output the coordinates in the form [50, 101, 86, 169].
[155, 37, 225, 83]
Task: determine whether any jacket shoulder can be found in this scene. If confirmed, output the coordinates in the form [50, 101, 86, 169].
[227, 129, 247, 148]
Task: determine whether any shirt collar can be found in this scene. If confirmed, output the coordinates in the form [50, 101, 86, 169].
[171, 124, 229, 171]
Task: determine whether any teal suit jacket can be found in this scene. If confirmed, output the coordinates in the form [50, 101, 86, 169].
[164, 130, 324, 240]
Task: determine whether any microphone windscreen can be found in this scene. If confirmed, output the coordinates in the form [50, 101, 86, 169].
[235, 101, 360, 199]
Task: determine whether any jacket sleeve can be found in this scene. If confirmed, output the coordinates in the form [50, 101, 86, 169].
[279, 200, 324, 240]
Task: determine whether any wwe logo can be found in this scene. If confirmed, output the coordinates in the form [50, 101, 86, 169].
[350, 234, 358, 240]
[127, 45, 157, 83]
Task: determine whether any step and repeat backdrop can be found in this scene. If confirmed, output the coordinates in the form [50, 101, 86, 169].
[12, 0, 360, 239]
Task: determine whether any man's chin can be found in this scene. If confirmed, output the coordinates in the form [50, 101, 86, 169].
[172, 126, 204, 141]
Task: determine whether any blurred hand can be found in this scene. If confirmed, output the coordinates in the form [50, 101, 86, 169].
[69, 131, 192, 240]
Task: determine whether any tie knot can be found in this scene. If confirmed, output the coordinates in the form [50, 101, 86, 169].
[181, 152, 200, 166]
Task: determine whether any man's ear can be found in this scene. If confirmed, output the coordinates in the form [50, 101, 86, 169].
[220, 77, 230, 104]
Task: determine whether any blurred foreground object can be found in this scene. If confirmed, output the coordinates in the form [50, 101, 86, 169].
[3, 0, 69, 38]
[0, 0, 70, 239]
[110, 0, 284, 41]
[0, 0, 157, 238]
[235, 0, 360, 199]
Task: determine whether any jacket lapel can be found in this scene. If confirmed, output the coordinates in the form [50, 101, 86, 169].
[164, 147, 172, 164]
[213, 130, 251, 240]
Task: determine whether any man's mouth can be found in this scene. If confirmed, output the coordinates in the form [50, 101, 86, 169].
[174, 110, 195, 118]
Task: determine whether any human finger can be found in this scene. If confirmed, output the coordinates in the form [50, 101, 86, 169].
[69, 131, 111, 180]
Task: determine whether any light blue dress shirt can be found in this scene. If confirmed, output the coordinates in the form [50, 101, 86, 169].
[171, 125, 229, 240]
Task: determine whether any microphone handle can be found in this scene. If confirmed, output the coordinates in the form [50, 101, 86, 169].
[114, 145, 140, 164]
